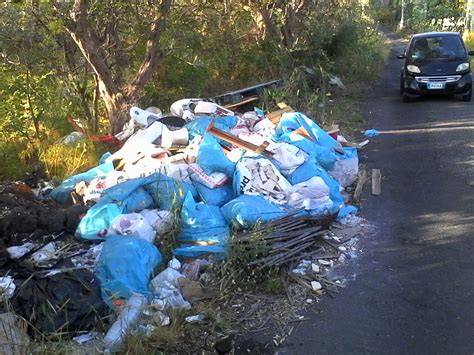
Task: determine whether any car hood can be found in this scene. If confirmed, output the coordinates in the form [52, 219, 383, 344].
[411, 60, 466, 75]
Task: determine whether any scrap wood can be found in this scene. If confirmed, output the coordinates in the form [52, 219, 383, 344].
[266, 106, 295, 125]
[353, 168, 368, 203]
[206, 120, 274, 158]
[223, 96, 259, 110]
[371, 168, 382, 196]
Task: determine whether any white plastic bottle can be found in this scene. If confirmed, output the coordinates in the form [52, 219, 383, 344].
[103, 294, 148, 351]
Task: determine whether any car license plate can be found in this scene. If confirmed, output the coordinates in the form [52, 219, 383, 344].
[427, 82, 444, 90]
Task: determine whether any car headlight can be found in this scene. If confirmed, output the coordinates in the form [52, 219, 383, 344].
[407, 65, 421, 74]
[456, 62, 469, 72]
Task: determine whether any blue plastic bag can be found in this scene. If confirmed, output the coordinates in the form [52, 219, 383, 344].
[97, 175, 156, 213]
[337, 205, 358, 220]
[50, 162, 114, 204]
[193, 181, 235, 207]
[221, 195, 287, 229]
[184, 115, 238, 140]
[276, 112, 338, 150]
[145, 174, 198, 210]
[121, 187, 154, 213]
[288, 156, 343, 215]
[174, 192, 229, 258]
[76, 202, 123, 240]
[363, 129, 379, 137]
[196, 133, 235, 176]
[96, 236, 162, 304]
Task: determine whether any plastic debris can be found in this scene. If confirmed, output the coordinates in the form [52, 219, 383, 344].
[0, 276, 16, 300]
[31, 242, 56, 264]
[185, 315, 205, 323]
[311, 281, 322, 291]
[110, 213, 156, 243]
[363, 129, 379, 137]
[7, 243, 35, 259]
[104, 294, 148, 351]
[73, 331, 98, 344]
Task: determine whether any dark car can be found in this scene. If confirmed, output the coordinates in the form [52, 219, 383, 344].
[398, 32, 474, 102]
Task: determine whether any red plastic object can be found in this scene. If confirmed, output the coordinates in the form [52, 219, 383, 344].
[67, 115, 121, 146]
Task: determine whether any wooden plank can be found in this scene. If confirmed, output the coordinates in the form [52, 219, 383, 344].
[353, 169, 368, 202]
[266, 106, 295, 124]
[223, 96, 259, 109]
[371, 169, 382, 196]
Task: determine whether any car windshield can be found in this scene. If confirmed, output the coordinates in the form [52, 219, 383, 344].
[409, 36, 466, 62]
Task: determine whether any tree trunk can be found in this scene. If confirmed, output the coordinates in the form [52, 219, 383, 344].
[64, 0, 172, 134]
[466, 0, 474, 35]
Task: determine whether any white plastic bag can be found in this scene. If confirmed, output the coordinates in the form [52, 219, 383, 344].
[286, 176, 332, 211]
[151, 267, 184, 290]
[267, 142, 307, 174]
[0, 276, 16, 300]
[330, 151, 359, 188]
[110, 213, 156, 243]
[151, 267, 191, 310]
[140, 209, 174, 236]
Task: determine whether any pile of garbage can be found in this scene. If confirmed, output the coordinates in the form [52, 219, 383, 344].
[0, 99, 361, 351]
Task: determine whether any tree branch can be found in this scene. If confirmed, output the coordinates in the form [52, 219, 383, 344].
[126, 0, 172, 99]
[64, 0, 119, 99]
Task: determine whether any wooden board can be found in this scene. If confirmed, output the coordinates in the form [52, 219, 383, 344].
[266, 106, 295, 124]
[353, 169, 368, 202]
[223, 96, 259, 109]
[371, 169, 382, 196]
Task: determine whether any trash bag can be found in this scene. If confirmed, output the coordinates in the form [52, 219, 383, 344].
[100, 174, 157, 208]
[173, 193, 229, 258]
[140, 209, 174, 236]
[329, 147, 359, 188]
[337, 205, 358, 220]
[121, 187, 154, 213]
[193, 181, 235, 207]
[12, 269, 108, 336]
[233, 157, 291, 205]
[286, 176, 333, 213]
[274, 132, 337, 171]
[287, 156, 343, 215]
[76, 202, 123, 241]
[196, 133, 235, 176]
[110, 213, 156, 243]
[50, 162, 114, 204]
[276, 112, 338, 150]
[221, 195, 287, 229]
[184, 115, 237, 140]
[145, 173, 198, 210]
[96, 236, 162, 304]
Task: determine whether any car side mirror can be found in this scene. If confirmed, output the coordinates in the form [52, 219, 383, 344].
[397, 53, 406, 59]
[468, 50, 474, 56]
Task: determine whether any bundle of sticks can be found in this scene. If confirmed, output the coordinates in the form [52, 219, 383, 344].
[233, 213, 338, 268]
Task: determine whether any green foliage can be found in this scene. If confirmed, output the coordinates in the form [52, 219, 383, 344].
[0, 141, 29, 181]
[38, 141, 103, 181]
[372, 0, 468, 33]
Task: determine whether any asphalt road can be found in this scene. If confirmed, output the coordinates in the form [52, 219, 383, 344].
[273, 31, 474, 354]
